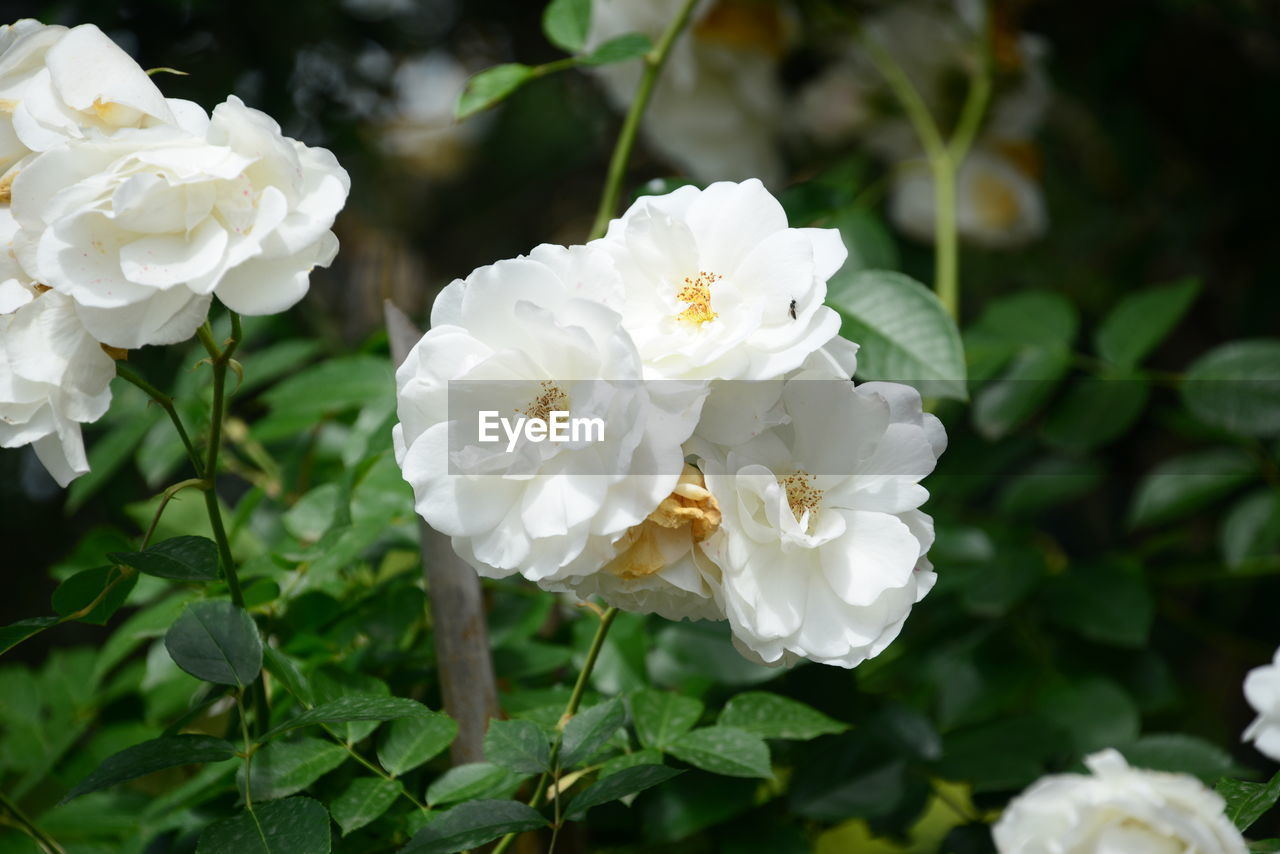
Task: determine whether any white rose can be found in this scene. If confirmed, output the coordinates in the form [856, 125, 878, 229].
[1244, 647, 1280, 762]
[888, 147, 1048, 250]
[0, 284, 115, 486]
[993, 749, 1247, 854]
[393, 243, 707, 585]
[694, 360, 944, 668]
[586, 0, 786, 186]
[553, 463, 725, 622]
[10, 95, 349, 349]
[0, 21, 174, 170]
[591, 179, 844, 381]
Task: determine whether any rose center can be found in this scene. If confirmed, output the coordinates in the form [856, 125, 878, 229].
[781, 471, 822, 526]
[676, 271, 722, 325]
[518, 380, 568, 422]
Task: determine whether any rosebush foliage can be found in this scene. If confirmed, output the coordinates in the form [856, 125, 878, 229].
[2, 1, 1280, 853]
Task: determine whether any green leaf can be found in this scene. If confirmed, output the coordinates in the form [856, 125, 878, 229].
[311, 670, 391, 744]
[1182, 339, 1280, 437]
[483, 718, 550, 774]
[400, 800, 547, 853]
[565, 765, 683, 820]
[1128, 448, 1257, 528]
[1221, 489, 1280, 572]
[827, 270, 967, 399]
[425, 763, 526, 807]
[456, 64, 534, 120]
[263, 696, 437, 741]
[1041, 370, 1149, 451]
[542, 0, 592, 52]
[972, 345, 1071, 439]
[971, 290, 1079, 350]
[600, 748, 664, 778]
[1038, 677, 1139, 754]
[1096, 277, 1200, 367]
[197, 796, 331, 853]
[377, 713, 458, 777]
[261, 355, 394, 418]
[51, 565, 137, 625]
[580, 32, 652, 65]
[242, 737, 349, 801]
[1044, 561, 1153, 648]
[330, 777, 400, 836]
[109, 536, 219, 581]
[1122, 734, 1240, 782]
[165, 600, 263, 687]
[0, 616, 58, 655]
[667, 727, 772, 778]
[1217, 770, 1280, 832]
[629, 691, 703, 750]
[560, 697, 626, 768]
[264, 647, 315, 707]
[832, 207, 899, 275]
[236, 339, 323, 395]
[996, 456, 1103, 518]
[63, 734, 236, 802]
[718, 692, 847, 741]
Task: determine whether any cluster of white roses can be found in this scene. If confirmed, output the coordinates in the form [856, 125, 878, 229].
[394, 178, 944, 667]
[0, 20, 349, 486]
[586, 0, 1049, 249]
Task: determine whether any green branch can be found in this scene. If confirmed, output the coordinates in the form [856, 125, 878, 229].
[587, 0, 701, 240]
[492, 606, 619, 854]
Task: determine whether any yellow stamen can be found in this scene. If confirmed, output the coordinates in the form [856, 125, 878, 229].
[517, 381, 568, 422]
[781, 471, 822, 525]
[676, 271, 722, 325]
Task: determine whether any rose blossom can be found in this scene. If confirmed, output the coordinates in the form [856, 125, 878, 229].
[0, 281, 115, 486]
[591, 179, 844, 381]
[393, 243, 706, 585]
[992, 749, 1247, 854]
[1244, 646, 1280, 762]
[0, 21, 175, 171]
[691, 343, 944, 668]
[10, 95, 349, 349]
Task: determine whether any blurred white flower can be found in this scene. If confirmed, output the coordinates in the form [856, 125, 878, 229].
[10, 95, 349, 348]
[587, 0, 787, 185]
[1244, 646, 1280, 762]
[0, 21, 174, 171]
[380, 52, 480, 178]
[0, 284, 115, 486]
[796, 0, 1052, 249]
[693, 357, 944, 668]
[888, 145, 1047, 250]
[992, 749, 1247, 854]
[592, 179, 844, 381]
[393, 243, 706, 585]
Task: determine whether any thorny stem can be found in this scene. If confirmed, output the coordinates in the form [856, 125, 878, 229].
[492, 607, 620, 854]
[141, 478, 208, 549]
[115, 363, 203, 477]
[587, 0, 701, 241]
[197, 315, 245, 609]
